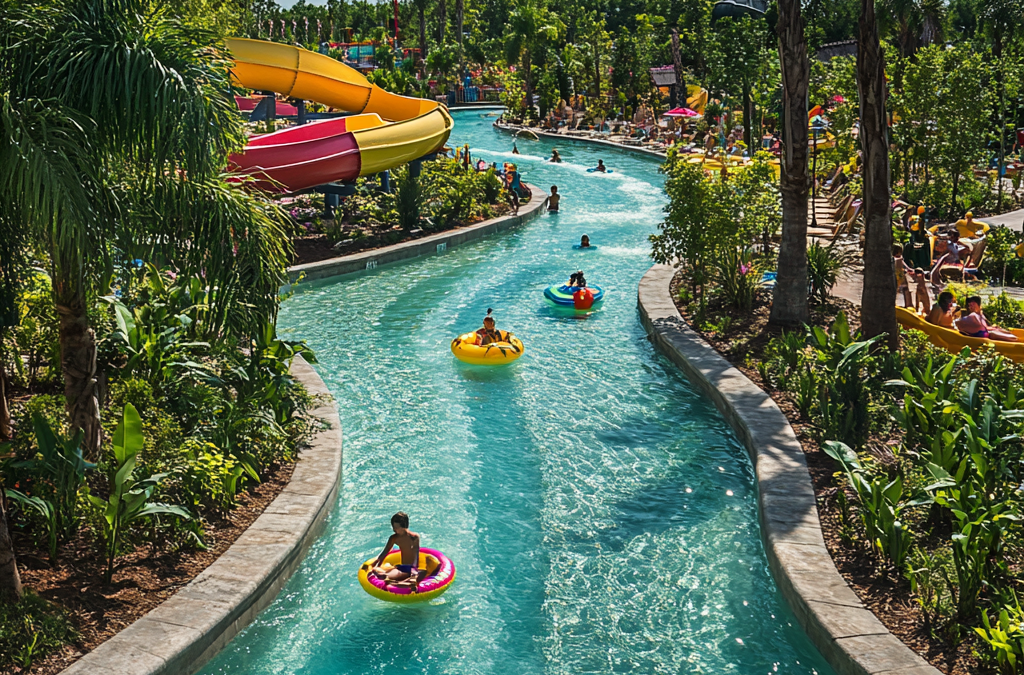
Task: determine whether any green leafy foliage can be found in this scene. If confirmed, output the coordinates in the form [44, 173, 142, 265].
[5, 415, 93, 560]
[88, 404, 191, 583]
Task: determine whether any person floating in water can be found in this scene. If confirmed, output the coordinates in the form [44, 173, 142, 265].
[593, 160, 607, 173]
[512, 142, 520, 155]
[579, 234, 591, 248]
[475, 308, 504, 345]
[369, 512, 426, 590]
[568, 270, 587, 287]
[550, 149, 562, 163]
[545, 185, 560, 212]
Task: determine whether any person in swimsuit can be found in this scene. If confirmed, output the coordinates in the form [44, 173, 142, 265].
[579, 234, 591, 248]
[956, 295, 1018, 341]
[370, 512, 427, 589]
[893, 244, 913, 306]
[568, 270, 587, 287]
[550, 149, 562, 163]
[926, 291, 956, 329]
[930, 229, 969, 288]
[545, 185, 560, 212]
[475, 308, 505, 345]
[594, 160, 607, 173]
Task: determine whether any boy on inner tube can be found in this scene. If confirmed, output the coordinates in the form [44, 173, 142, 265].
[475, 308, 509, 345]
[369, 512, 427, 590]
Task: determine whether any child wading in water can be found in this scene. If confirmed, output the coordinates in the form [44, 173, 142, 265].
[545, 185, 560, 212]
[370, 512, 427, 589]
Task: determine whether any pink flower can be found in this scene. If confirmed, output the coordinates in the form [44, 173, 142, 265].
[739, 263, 750, 275]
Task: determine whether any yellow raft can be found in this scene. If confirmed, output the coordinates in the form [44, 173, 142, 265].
[451, 331, 524, 365]
[896, 306, 1024, 362]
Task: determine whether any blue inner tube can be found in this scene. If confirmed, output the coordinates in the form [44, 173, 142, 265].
[544, 284, 605, 306]
[586, 168, 614, 173]
[572, 244, 598, 250]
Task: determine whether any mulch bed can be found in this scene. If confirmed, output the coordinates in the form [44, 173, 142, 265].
[10, 460, 295, 675]
[669, 273, 981, 675]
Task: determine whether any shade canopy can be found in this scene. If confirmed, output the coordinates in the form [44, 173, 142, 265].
[664, 107, 701, 117]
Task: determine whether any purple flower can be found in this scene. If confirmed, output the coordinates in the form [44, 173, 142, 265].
[739, 263, 750, 275]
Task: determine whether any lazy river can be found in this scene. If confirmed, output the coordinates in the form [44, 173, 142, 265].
[200, 111, 834, 675]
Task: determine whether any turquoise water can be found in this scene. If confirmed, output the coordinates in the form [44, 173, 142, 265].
[200, 112, 834, 675]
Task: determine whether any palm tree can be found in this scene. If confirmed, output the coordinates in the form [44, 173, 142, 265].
[769, 0, 810, 328]
[980, 0, 1023, 208]
[413, 0, 430, 77]
[504, 0, 559, 120]
[858, 0, 897, 349]
[4, 0, 289, 459]
[0, 93, 99, 602]
[878, 0, 945, 58]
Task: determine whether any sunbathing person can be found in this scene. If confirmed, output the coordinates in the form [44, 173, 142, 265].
[926, 291, 956, 329]
[955, 295, 1018, 341]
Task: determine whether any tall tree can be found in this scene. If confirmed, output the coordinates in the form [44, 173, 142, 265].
[504, 0, 559, 119]
[769, 0, 810, 328]
[0, 500, 21, 602]
[858, 0, 897, 348]
[671, 28, 684, 108]
[4, 0, 290, 458]
[414, 0, 429, 76]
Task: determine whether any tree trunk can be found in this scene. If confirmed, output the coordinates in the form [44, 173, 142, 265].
[593, 41, 601, 97]
[456, 0, 464, 50]
[418, 5, 428, 77]
[743, 82, 753, 153]
[769, 0, 810, 328]
[55, 287, 102, 460]
[0, 359, 10, 441]
[0, 495, 22, 603]
[995, 34, 1005, 211]
[438, 0, 446, 44]
[671, 29, 684, 109]
[523, 49, 534, 119]
[857, 0, 897, 350]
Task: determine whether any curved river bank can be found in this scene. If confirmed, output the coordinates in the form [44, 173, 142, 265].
[201, 111, 833, 675]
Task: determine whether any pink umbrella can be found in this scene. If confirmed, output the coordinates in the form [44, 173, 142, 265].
[664, 107, 700, 117]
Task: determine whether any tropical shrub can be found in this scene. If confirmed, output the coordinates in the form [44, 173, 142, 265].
[88, 404, 191, 583]
[5, 417, 93, 560]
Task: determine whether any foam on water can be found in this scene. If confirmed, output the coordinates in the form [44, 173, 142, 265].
[199, 112, 834, 675]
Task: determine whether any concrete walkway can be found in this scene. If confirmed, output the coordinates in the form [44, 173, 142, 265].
[987, 207, 1024, 231]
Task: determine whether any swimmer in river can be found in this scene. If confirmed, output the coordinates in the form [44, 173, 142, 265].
[545, 185, 560, 212]
[550, 149, 562, 162]
[593, 159, 606, 173]
[579, 234, 591, 248]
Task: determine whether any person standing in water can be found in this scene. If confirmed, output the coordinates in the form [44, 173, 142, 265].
[512, 142, 520, 154]
[545, 185, 560, 212]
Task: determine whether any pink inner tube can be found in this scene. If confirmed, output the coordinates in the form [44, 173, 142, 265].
[368, 547, 455, 596]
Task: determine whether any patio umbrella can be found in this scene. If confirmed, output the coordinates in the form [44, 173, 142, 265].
[664, 107, 700, 117]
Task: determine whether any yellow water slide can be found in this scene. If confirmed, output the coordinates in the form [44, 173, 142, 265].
[225, 38, 453, 191]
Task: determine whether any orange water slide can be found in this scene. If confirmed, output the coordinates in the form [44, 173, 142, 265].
[226, 38, 453, 193]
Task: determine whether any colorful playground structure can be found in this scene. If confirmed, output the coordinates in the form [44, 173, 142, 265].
[225, 37, 453, 194]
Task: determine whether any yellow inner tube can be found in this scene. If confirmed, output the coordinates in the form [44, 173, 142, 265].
[451, 331, 524, 365]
